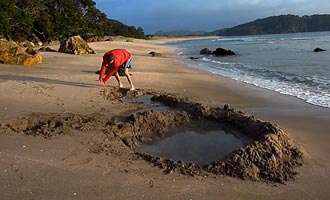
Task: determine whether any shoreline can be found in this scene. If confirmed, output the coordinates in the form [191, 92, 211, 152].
[1, 36, 330, 199]
[160, 36, 330, 143]
[160, 34, 330, 109]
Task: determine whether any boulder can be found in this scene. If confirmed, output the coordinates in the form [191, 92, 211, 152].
[58, 35, 95, 55]
[0, 39, 42, 65]
[212, 47, 235, 56]
[105, 37, 114, 42]
[313, 47, 327, 52]
[200, 48, 212, 55]
[86, 36, 104, 43]
[148, 51, 162, 57]
[0, 39, 18, 50]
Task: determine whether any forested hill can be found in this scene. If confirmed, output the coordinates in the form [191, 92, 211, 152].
[0, 0, 145, 42]
[210, 14, 330, 36]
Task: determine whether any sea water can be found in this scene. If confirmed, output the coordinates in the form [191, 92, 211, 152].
[165, 31, 330, 109]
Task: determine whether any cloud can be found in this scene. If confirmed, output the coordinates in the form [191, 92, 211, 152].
[94, 0, 330, 34]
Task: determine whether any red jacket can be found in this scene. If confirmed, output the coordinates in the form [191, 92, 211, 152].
[99, 49, 131, 81]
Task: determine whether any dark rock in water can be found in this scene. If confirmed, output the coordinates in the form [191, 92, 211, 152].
[58, 35, 95, 55]
[313, 47, 327, 52]
[212, 48, 235, 56]
[200, 48, 212, 55]
[189, 57, 199, 60]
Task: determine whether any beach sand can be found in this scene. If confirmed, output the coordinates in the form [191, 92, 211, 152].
[1, 36, 330, 200]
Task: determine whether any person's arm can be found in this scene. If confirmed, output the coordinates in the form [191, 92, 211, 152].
[99, 59, 107, 81]
[102, 65, 120, 83]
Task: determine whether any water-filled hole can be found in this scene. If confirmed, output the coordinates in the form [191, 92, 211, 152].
[136, 120, 252, 165]
[125, 94, 179, 113]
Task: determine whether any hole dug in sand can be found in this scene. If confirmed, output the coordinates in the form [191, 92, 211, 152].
[108, 92, 304, 184]
[2, 90, 304, 184]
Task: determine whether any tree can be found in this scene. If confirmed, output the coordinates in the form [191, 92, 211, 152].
[0, 0, 146, 42]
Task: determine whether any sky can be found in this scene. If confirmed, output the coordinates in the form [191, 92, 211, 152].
[94, 0, 330, 34]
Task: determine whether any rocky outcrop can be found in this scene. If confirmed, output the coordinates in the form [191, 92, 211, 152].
[212, 47, 236, 56]
[200, 48, 212, 54]
[58, 35, 95, 55]
[86, 36, 104, 43]
[313, 47, 327, 52]
[148, 51, 162, 57]
[200, 47, 235, 56]
[105, 37, 114, 42]
[0, 39, 42, 65]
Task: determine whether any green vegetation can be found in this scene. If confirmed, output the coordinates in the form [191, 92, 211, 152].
[0, 0, 145, 42]
[209, 14, 330, 36]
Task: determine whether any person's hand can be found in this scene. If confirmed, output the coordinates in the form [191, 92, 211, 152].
[100, 79, 106, 87]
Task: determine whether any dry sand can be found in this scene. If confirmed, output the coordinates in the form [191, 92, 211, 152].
[1, 36, 330, 200]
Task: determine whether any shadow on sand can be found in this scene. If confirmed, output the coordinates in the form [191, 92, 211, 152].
[0, 75, 98, 88]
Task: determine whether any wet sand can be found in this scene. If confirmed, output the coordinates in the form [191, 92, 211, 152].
[1, 36, 330, 199]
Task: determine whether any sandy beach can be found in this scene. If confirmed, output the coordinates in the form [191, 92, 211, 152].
[1, 36, 330, 200]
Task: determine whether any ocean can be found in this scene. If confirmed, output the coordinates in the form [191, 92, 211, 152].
[165, 31, 330, 109]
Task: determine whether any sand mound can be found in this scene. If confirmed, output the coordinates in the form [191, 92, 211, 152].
[6, 113, 109, 138]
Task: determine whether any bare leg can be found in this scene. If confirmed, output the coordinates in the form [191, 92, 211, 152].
[124, 68, 135, 90]
[114, 72, 123, 88]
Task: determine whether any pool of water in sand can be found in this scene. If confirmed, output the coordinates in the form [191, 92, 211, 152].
[125, 95, 179, 112]
[137, 121, 252, 165]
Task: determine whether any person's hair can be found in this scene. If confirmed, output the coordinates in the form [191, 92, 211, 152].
[107, 53, 114, 61]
